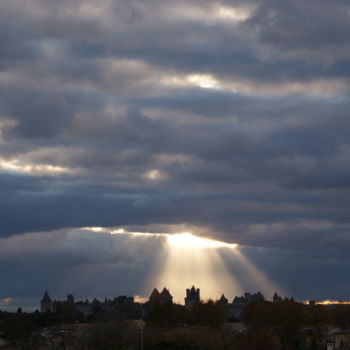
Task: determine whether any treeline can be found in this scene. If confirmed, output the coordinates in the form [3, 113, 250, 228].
[1, 300, 350, 349]
[240, 300, 350, 350]
[145, 299, 228, 327]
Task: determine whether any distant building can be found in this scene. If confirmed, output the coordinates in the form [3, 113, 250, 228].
[75, 299, 93, 316]
[40, 291, 138, 316]
[67, 294, 75, 304]
[218, 294, 228, 305]
[148, 287, 173, 304]
[185, 286, 200, 309]
[273, 292, 283, 303]
[75, 297, 115, 315]
[40, 291, 53, 313]
[159, 288, 173, 304]
[229, 291, 265, 320]
[149, 288, 160, 303]
[40, 287, 284, 324]
[50, 294, 77, 315]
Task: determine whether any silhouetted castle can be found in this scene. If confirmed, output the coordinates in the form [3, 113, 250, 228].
[218, 294, 228, 305]
[229, 291, 265, 320]
[149, 287, 173, 304]
[40, 291, 136, 316]
[185, 285, 200, 309]
[40, 290, 53, 313]
[273, 292, 283, 302]
[40, 287, 283, 321]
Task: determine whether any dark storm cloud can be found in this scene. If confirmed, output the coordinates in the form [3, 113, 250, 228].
[0, 229, 162, 306]
[248, 0, 350, 58]
[1, 0, 350, 302]
[2, 229, 350, 310]
[4, 96, 74, 139]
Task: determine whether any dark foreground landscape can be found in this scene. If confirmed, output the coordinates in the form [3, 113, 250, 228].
[1, 291, 350, 350]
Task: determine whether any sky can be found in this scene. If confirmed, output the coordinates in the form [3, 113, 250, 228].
[1, 0, 350, 311]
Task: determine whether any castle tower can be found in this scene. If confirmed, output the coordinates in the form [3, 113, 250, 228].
[149, 288, 160, 303]
[273, 292, 283, 303]
[67, 294, 75, 304]
[40, 290, 53, 313]
[185, 286, 200, 309]
[159, 288, 173, 304]
[218, 294, 228, 305]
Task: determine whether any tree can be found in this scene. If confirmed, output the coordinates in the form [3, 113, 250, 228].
[186, 300, 227, 327]
[146, 302, 185, 328]
[233, 328, 280, 350]
[243, 300, 304, 350]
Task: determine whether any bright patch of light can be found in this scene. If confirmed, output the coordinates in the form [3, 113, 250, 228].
[217, 5, 251, 21]
[167, 232, 237, 249]
[187, 74, 221, 89]
[83, 227, 105, 232]
[170, 4, 253, 24]
[0, 158, 70, 175]
[162, 73, 239, 92]
[133, 295, 148, 304]
[108, 229, 237, 249]
[113, 228, 125, 234]
[0, 297, 12, 305]
[315, 300, 350, 305]
[144, 169, 167, 180]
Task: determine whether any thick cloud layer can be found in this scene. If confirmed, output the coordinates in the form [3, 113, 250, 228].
[1, 0, 350, 303]
[1, 228, 350, 310]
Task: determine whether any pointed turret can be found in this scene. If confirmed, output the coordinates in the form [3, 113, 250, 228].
[160, 287, 171, 297]
[41, 290, 51, 302]
[40, 290, 53, 313]
[219, 294, 228, 304]
[149, 288, 160, 303]
[273, 292, 283, 303]
[159, 288, 173, 304]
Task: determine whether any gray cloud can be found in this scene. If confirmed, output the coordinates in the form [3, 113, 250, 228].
[248, 0, 350, 61]
[1, 229, 350, 310]
[0, 0, 350, 302]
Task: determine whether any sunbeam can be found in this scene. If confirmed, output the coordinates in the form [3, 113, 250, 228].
[231, 249, 286, 298]
[82, 227, 284, 301]
[147, 243, 242, 303]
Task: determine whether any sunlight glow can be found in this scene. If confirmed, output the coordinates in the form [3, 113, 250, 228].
[217, 5, 251, 21]
[162, 74, 222, 90]
[0, 298, 12, 305]
[315, 300, 350, 305]
[108, 228, 238, 249]
[110, 229, 238, 249]
[81, 226, 283, 302]
[0, 158, 70, 175]
[148, 242, 242, 303]
[144, 169, 167, 181]
[167, 232, 237, 249]
[83, 227, 105, 232]
[170, 4, 253, 24]
[187, 74, 221, 89]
